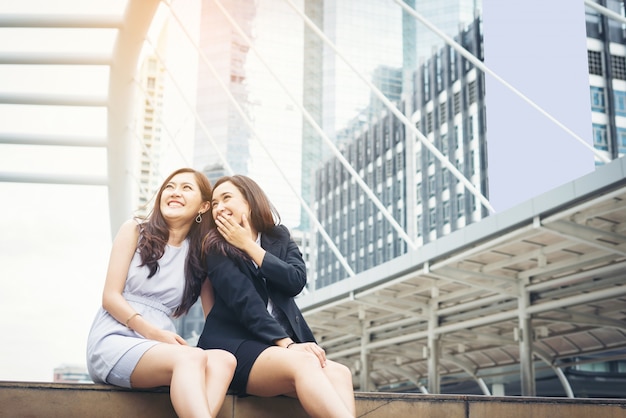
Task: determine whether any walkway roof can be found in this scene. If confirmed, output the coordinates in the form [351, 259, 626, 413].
[299, 157, 626, 392]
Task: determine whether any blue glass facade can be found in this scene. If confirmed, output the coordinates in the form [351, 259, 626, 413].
[313, 18, 487, 288]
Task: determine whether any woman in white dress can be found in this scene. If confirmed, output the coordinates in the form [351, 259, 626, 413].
[87, 168, 235, 418]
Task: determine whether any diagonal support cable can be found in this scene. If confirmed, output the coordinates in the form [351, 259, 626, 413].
[394, 0, 610, 165]
[283, 0, 495, 215]
[162, 1, 356, 277]
[584, 0, 626, 25]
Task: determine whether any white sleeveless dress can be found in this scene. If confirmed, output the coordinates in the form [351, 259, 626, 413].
[86, 239, 188, 387]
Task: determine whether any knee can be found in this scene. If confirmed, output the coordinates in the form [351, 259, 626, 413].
[185, 347, 212, 368]
[206, 350, 236, 376]
[293, 351, 324, 374]
[325, 360, 353, 384]
[170, 347, 210, 372]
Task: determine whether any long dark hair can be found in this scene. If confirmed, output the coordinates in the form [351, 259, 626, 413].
[202, 175, 280, 259]
[136, 168, 212, 317]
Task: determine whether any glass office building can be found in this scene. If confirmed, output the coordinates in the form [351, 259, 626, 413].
[193, 0, 305, 228]
[313, 18, 486, 288]
[586, 0, 626, 162]
[300, 0, 481, 231]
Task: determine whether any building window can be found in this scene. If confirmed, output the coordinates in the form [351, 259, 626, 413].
[416, 214, 422, 237]
[615, 91, 626, 117]
[427, 112, 433, 133]
[436, 52, 443, 92]
[611, 55, 626, 80]
[588, 50, 603, 76]
[395, 151, 403, 170]
[441, 133, 448, 155]
[593, 124, 608, 151]
[453, 92, 461, 115]
[442, 168, 449, 188]
[457, 193, 464, 217]
[428, 175, 435, 197]
[449, 47, 457, 82]
[429, 207, 437, 231]
[591, 86, 606, 113]
[443, 200, 450, 224]
[468, 81, 477, 105]
[424, 67, 430, 101]
[439, 101, 447, 125]
[416, 183, 422, 205]
[464, 56, 471, 73]
[618, 128, 626, 154]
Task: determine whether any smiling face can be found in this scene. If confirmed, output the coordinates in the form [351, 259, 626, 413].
[211, 181, 251, 226]
[159, 172, 209, 224]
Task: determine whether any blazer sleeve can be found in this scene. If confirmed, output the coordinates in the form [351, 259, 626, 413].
[259, 227, 307, 297]
[206, 251, 289, 344]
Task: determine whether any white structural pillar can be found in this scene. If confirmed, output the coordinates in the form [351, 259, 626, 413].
[359, 320, 371, 391]
[107, 0, 161, 236]
[427, 302, 441, 394]
[492, 383, 505, 396]
[518, 281, 536, 396]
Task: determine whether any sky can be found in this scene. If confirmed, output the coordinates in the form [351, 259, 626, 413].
[482, 0, 596, 212]
[0, 0, 601, 383]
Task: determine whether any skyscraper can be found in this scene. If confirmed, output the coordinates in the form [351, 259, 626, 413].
[313, 17, 486, 288]
[193, 0, 256, 177]
[302, 1, 483, 286]
[586, 0, 626, 161]
[193, 0, 305, 228]
[315, 0, 480, 135]
[300, 0, 481, 229]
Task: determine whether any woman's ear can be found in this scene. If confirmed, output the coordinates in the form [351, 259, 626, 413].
[200, 201, 211, 214]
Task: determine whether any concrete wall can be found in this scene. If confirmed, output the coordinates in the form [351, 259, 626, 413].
[1, 381, 625, 418]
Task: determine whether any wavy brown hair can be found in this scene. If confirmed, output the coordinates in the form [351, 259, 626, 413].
[202, 175, 281, 259]
[136, 167, 212, 317]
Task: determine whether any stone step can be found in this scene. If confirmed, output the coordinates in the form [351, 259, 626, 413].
[1, 381, 625, 418]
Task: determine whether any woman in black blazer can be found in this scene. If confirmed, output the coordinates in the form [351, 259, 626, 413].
[197, 175, 355, 418]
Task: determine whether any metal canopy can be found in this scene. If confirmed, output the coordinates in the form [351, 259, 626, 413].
[299, 157, 626, 395]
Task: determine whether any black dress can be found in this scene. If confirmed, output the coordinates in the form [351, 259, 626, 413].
[197, 224, 315, 394]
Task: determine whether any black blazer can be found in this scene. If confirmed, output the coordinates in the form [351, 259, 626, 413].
[197, 225, 315, 353]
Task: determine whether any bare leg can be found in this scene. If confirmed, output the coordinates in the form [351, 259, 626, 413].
[245, 347, 354, 418]
[204, 349, 236, 416]
[131, 344, 234, 418]
[323, 360, 356, 416]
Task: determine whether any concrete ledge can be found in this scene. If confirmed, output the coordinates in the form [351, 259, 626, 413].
[1, 381, 625, 418]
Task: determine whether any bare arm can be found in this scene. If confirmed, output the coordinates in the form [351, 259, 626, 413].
[101, 219, 186, 345]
